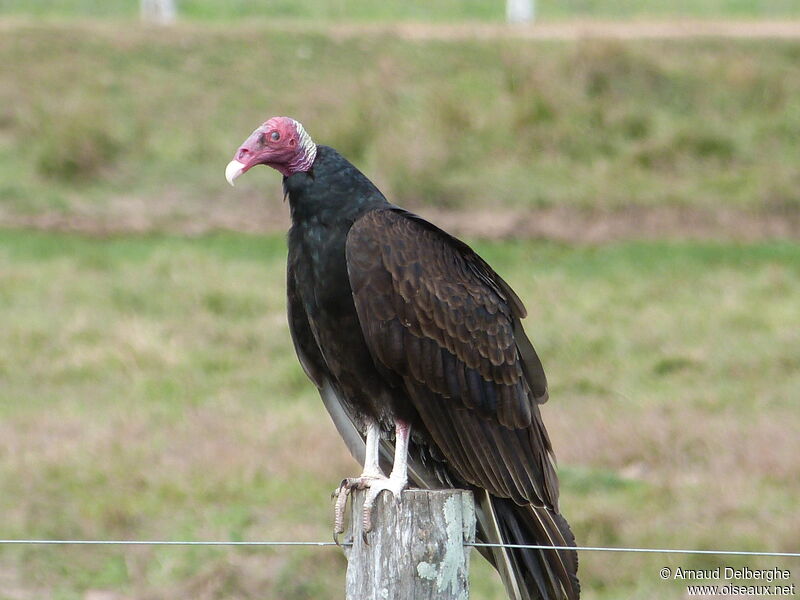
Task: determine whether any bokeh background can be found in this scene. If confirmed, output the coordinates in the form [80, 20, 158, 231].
[1, 2, 798, 599]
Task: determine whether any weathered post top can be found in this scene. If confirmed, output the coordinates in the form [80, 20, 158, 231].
[342, 488, 476, 600]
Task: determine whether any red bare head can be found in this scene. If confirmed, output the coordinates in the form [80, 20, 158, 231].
[225, 116, 317, 184]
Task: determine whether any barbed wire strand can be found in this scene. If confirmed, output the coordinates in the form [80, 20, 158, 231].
[0, 539, 798, 557]
[471, 543, 800, 558]
[0, 540, 337, 547]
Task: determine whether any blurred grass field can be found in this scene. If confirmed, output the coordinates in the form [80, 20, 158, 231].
[1, 4, 799, 599]
[1, 24, 799, 232]
[2, 0, 800, 21]
[0, 231, 798, 599]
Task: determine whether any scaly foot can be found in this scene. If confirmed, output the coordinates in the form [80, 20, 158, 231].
[332, 418, 411, 542]
[332, 474, 383, 542]
[332, 473, 407, 542]
[360, 475, 407, 533]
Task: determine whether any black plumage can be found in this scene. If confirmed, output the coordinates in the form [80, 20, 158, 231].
[229, 119, 579, 600]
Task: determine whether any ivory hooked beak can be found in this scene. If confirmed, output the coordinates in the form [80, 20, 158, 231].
[225, 160, 246, 186]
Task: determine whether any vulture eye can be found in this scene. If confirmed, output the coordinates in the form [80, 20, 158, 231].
[270, 131, 281, 142]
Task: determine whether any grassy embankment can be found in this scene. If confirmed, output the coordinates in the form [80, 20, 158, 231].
[0, 231, 798, 599]
[1, 24, 799, 233]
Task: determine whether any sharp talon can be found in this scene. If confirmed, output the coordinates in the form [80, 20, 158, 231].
[332, 478, 350, 500]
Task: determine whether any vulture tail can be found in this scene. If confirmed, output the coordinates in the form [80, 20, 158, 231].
[477, 490, 580, 600]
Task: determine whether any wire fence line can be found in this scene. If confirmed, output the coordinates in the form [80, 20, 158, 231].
[0, 540, 339, 547]
[1, 539, 798, 558]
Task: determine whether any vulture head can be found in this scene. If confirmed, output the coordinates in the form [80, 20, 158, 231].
[225, 116, 317, 184]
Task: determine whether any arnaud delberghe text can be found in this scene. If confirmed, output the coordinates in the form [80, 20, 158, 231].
[673, 567, 792, 582]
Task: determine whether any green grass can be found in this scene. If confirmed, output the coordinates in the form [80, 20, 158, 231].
[0, 0, 500, 22]
[544, 0, 800, 19]
[0, 230, 797, 598]
[1, 24, 799, 228]
[2, 0, 799, 21]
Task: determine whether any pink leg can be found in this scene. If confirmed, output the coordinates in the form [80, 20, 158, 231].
[332, 419, 411, 539]
[360, 419, 410, 532]
[333, 420, 384, 538]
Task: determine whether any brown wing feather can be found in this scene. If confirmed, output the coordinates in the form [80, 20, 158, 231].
[346, 208, 558, 509]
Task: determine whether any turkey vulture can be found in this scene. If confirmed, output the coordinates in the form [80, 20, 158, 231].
[226, 117, 579, 600]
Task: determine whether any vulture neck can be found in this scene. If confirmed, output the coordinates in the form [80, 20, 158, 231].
[284, 145, 389, 227]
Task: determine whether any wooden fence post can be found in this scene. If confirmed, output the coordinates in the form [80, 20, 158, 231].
[140, 0, 176, 24]
[342, 488, 475, 600]
[506, 0, 535, 23]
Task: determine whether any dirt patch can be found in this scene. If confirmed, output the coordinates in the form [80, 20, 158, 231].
[3, 201, 799, 243]
[319, 20, 800, 42]
[424, 205, 800, 243]
[3, 18, 800, 41]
